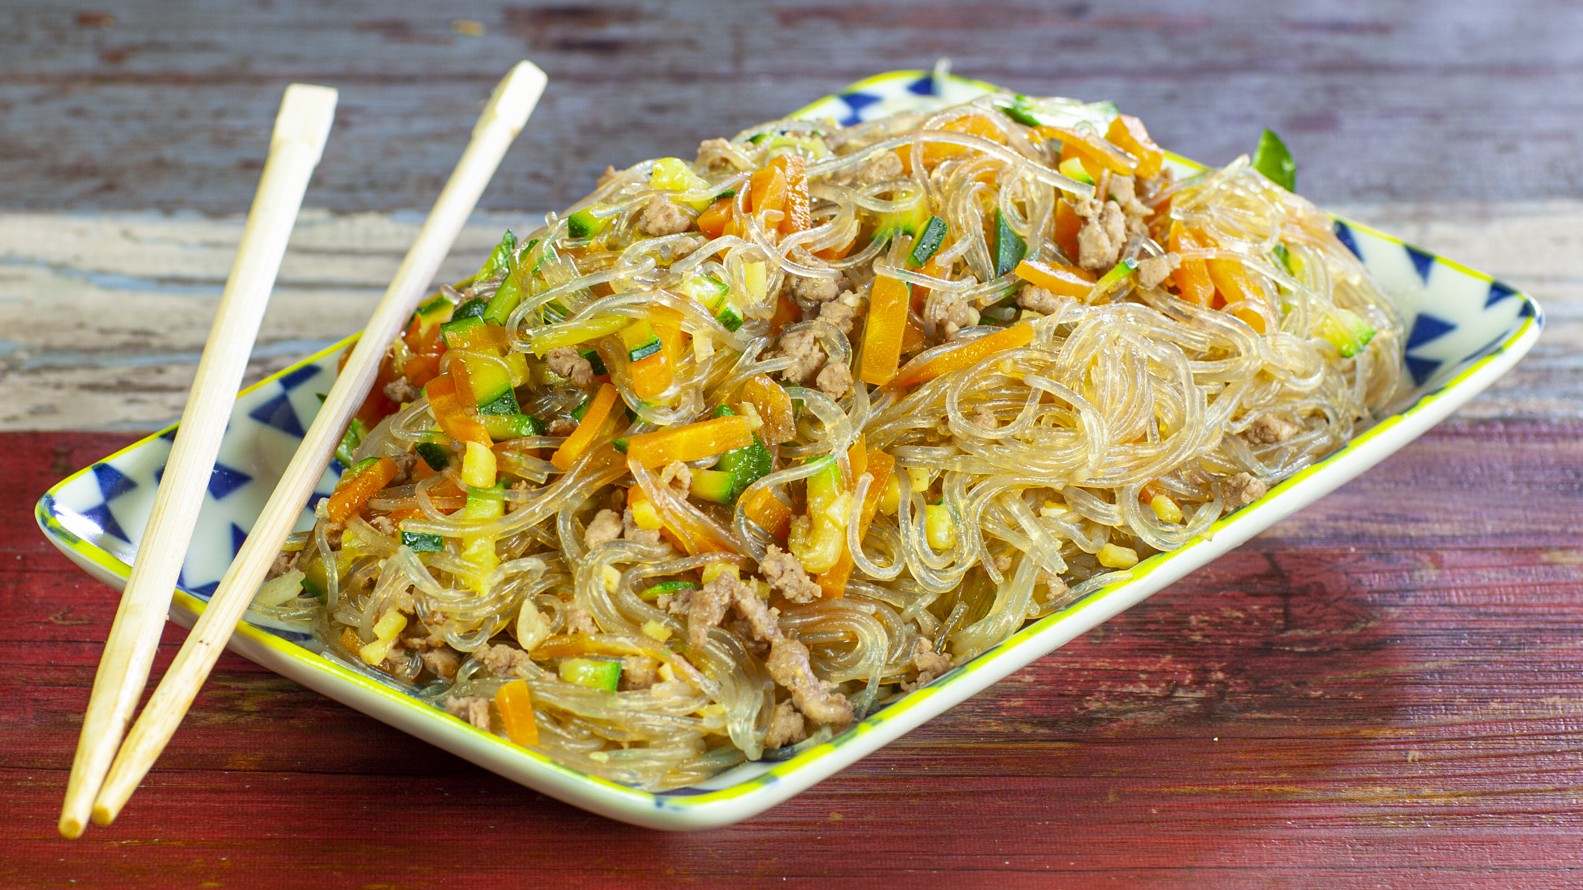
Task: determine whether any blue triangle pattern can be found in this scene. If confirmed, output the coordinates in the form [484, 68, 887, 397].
[1404, 354, 1441, 387]
[249, 390, 306, 438]
[907, 75, 935, 96]
[207, 462, 253, 500]
[92, 463, 137, 502]
[838, 91, 881, 125]
[1332, 221, 1361, 259]
[1405, 245, 1436, 283]
[1405, 312, 1456, 351]
[80, 501, 129, 544]
[1485, 280, 1516, 309]
[277, 364, 323, 391]
[230, 522, 250, 556]
[160, 428, 178, 442]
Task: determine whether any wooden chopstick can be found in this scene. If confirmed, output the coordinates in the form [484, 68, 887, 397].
[57, 83, 338, 841]
[87, 61, 548, 829]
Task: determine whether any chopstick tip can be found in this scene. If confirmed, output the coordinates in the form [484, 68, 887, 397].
[58, 814, 87, 840]
[476, 60, 547, 138]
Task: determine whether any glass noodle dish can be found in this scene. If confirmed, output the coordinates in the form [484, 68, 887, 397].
[255, 92, 1404, 790]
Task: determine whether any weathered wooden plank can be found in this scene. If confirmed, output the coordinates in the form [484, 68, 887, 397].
[4, 0, 1583, 213]
[6, 424, 1582, 884]
[2, 202, 1578, 430]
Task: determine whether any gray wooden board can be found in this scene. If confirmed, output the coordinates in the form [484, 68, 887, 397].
[1, 202, 1576, 431]
[4, 0, 1583, 215]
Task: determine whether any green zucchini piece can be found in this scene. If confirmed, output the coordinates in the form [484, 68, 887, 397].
[440, 313, 487, 348]
[559, 657, 622, 691]
[689, 468, 737, 504]
[567, 208, 610, 240]
[639, 580, 698, 601]
[474, 229, 516, 282]
[476, 391, 521, 416]
[873, 201, 931, 244]
[1317, 308, 1376, 358]
[908, 216, 948, 267]
[401, 530, 445, 553]
[453, 298, 488, 322]
[994, 210, 1027, 278]
[481, 412, 544, 440]
[335, 418, 366, 468]
[414, 442, 451, 471]
[620, 320, 663, 362]
[1252, 129, 1296, 192]
[998, 95, 1043, 128]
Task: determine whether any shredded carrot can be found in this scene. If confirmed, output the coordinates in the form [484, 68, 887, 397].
[901, 314, 929, 355]
[629, 462, 734, 555]
[1036, 125, 1136, 176]
[326, 456, 398, 524]
[551, 382, 620, 471]
[887, 322, 1035, 391]
[696, 197, 733, 240]
[1014, 258, 1096, 299]
[902, 114, 1007, 172]
[816, 443, 894, 598]
[748, 164, 787, 231]
[742, 488, 793, 540]
[1206, 256, 1270, 334]
[494, 679, 540, 746]
[769, 289, 800, 334]
[740, 374, 796, 444]
[1106, 114, 1163, 178]
[625, 415, 753, 468]
[1168, 221, 1215, 306]
[858, 275, 911, 386]
[443, 321, 510, 353]
[772, 154, 811, 234]
[339, 626, 362, 654]
[629, 318, 679, 402]
[403, 353, 442, 388]
[1050, 200, 1081, 261]
[424, 375, 491, 446]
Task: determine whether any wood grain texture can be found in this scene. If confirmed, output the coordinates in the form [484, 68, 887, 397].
[6, 425, 1583, 887]
[2, 200, 1578, 432]
[5, 0, 1582, 884]
[4, 0, 1583, 214]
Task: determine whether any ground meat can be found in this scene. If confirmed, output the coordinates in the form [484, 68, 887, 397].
[443, 694, 491, 731]
[320, 521, 344, 551]
[383, 376, 421, 405]
[660, 460, 693, 494]
[638, 195, 693, 236]
[269, 549, 300, 578]
[764, 699, 808, 749]
[584, 508, 623, 549]
[729, 583, 782, 645]
[1017, 284, 1064, 315]
[1107, 174, 1152, 219]
[620, 656, 659, 691]
[788, 273, 845, 306]
[814, 360, 854, 399]
[548, 417, 577, 437]
[1075, 198, 1126, 271]
[622, 507, 664, 546]
[970, 404, 998, 430]
[815, 289, 863, 335]
[565, 604, 600, 635]
[776, 327, 826, 387]
[766, 637, 854, 727]
[924, 290, 980, 340]
[1222, 472, 1268, 508]
[546, 346, 595, 389]
[669, 234, 707, 259]
[419, 647, 461, 681]
[476, 642, 535, 678]
[368, 514, 395, 537]
[1136, 253, 1180, 290]
[902, 637, 953, 692]
[686, 572, 739, 649]
[658, 588, 691, 619]
[1245, 414, 1302, 445]
[759, 544, 823, 604]
[695, 137, 740, 172]
[847, 149, 903, 187]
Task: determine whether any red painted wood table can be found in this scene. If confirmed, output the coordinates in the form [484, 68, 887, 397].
[5, 1, 1583, 886]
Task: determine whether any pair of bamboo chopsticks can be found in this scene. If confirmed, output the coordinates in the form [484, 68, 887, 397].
[59, 61, 548, 839]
